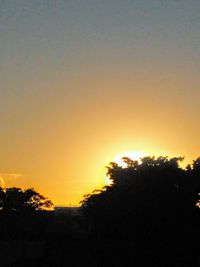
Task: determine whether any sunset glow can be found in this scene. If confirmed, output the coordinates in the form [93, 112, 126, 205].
[0, 1, 199, 206]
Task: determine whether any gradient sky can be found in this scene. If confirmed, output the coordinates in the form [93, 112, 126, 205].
[0, 0, 200, 205]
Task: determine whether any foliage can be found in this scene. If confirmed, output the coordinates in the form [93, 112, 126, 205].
[0, 187, 53, 212]
[81, 156, 200, 237]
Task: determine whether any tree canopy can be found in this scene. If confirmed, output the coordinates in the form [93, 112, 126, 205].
[0, 187, 53, 212]
[81, 156, 200, 238]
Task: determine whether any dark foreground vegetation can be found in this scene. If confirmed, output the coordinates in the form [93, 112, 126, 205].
[0, 156, 200, 266]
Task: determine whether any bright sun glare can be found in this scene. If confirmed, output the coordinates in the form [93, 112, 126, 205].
[113, 151, 147, 168]
[103, 151, 147, 186]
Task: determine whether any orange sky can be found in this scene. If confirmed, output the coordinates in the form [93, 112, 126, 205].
[0, 1, 200, 205]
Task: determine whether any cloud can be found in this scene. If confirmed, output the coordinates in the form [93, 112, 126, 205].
[0, 173, 23, 188]
[0, 175, 5, 188]
[2, 173, 23, 180]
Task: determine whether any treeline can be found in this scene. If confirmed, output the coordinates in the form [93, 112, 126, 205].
[0, 187, 53, 212]
[0, 188, 53, 242]
[0, 156, 199, 266]
[81, 156, 200, 236]
[80, 156, 200, 266]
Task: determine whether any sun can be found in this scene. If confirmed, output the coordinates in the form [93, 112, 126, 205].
[103, 176, 113, 186]
[103, 151, 147, 187]
[113, 151, 147, 168]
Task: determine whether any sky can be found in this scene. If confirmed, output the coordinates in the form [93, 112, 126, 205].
[0, 0, 200, 205]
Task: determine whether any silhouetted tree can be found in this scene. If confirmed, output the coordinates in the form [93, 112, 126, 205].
[81, 156, 200, 239]
[0, 187, 53, 212]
